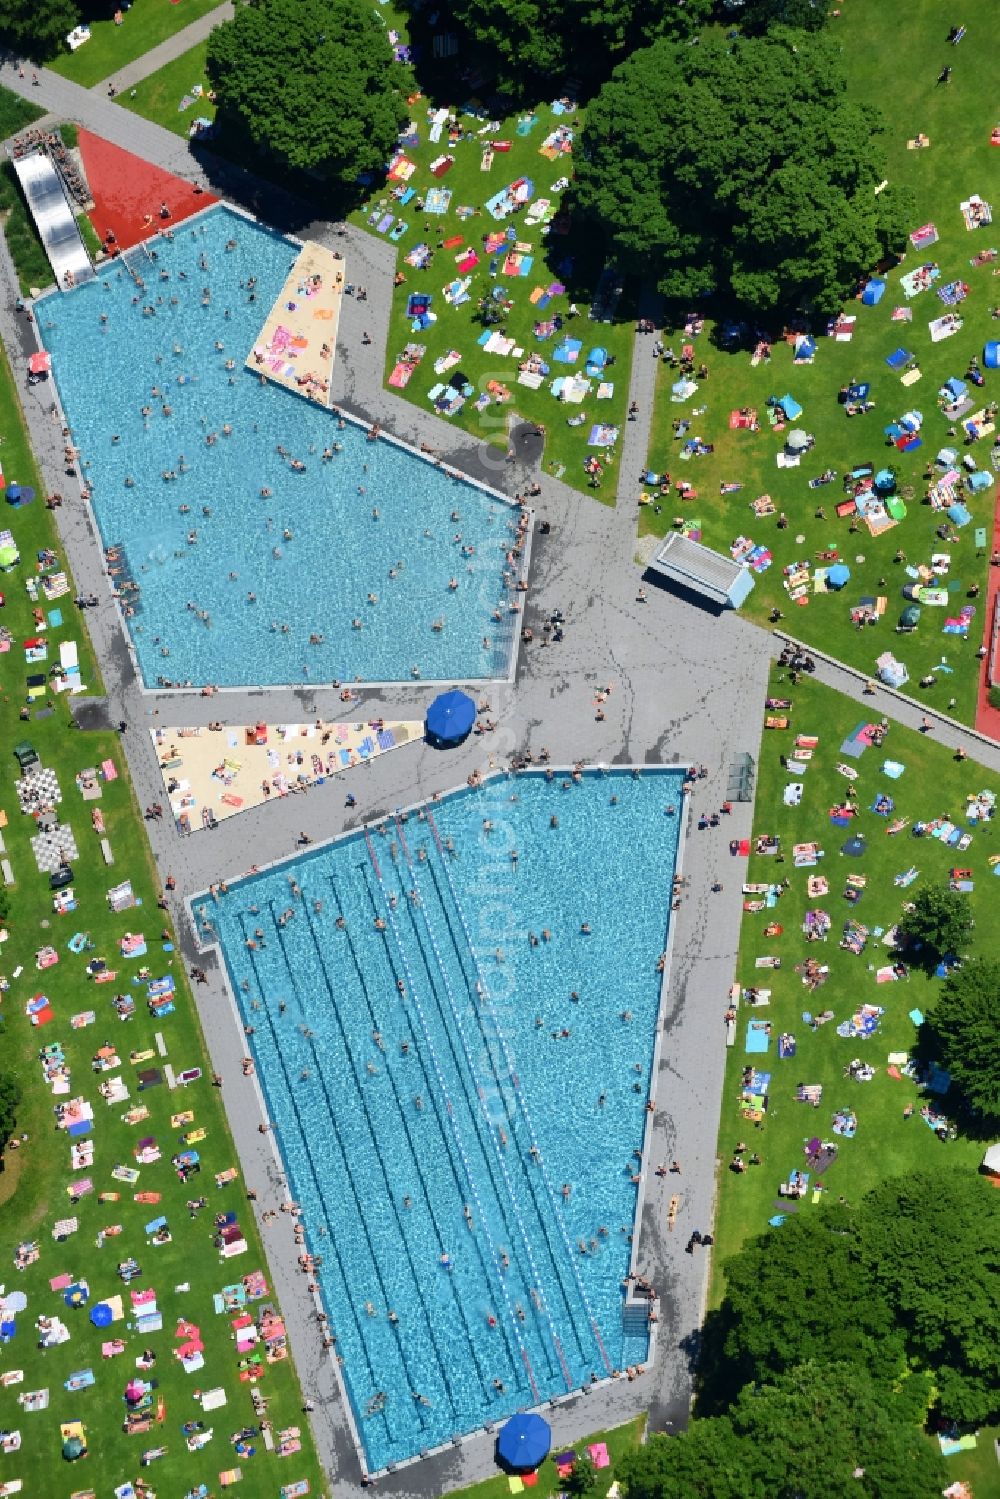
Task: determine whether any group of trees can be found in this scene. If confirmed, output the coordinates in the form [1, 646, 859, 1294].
[1, 0, 80, 60]
[620, 1171, 999, 1494]
[206, 0, 406, 191]
[574, 27, 909, 316]
[0, 1070, 21, 1163]
[903, 885, 1000, 1119]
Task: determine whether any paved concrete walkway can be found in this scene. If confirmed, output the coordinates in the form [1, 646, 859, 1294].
[100, 2, 234, 94]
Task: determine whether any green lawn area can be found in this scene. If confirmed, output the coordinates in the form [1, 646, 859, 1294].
[447, 1417, 644, 1499]
[345, 16, 633, 497]
[48, 0, 227, 89]
[0, 87, 49, 294]
[641, 0, 999, 724]
[118, 38, 215, 137]
[0, 342, 326, 1494]
[708, 666, 999, 1492]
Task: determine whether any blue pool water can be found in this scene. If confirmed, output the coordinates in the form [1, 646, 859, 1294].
[38, 208, 517, 686]
[201, 769, 683, 1472]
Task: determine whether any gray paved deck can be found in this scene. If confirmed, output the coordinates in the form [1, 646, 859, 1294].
[4, 51, 996, 1497]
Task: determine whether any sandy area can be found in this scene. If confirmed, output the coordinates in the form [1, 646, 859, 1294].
[246, 240, 345, 405]
[151, 719, 422, 833]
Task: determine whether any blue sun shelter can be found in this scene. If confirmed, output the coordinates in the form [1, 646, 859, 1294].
[861, 277, 886, 306]
[496, 1412, 552, 1472]
[425, 689, 476, 747]
[827, 563, 851, 589]
[779, 393, 802, 420]
[984, 341, 1000, 369]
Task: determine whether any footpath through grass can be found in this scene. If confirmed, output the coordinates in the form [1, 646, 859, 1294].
[641, 0, 999, 724]
[709, 665, 998, 1488]
[0, 338, 326, 1497]
[48, 0, 227, 90]
[118, 39, 214, 138]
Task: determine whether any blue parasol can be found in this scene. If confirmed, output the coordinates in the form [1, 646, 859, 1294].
[496, 1411, 551, 1471]
[425, 689, 476, 746]
[89, 1301, 113, 1328]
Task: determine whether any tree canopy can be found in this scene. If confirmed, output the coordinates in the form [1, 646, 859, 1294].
[929, 958, 1000, 1118]
[0, 0, 79, 61]
[0, 1071, 22, 1161]
[620, 1363, 946, 1499]
[447, 0, 713, 96]
[858, 1170, 1000, 1424]
[709, 1212, 904, 1396]
[574, 30, 909, 315]
[206, 0, 406, 191]
[739, 0, 827, 34]
[901, 884, 974, 962]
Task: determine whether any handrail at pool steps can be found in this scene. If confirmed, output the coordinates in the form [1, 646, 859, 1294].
[424, 811, 615, 1378]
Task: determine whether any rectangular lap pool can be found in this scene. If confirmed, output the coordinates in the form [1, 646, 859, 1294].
[38, 207, 520, 687]
[196, 768, 684, 1473]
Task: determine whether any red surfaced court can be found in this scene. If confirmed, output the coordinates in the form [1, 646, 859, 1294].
[79, 129, 217, 252]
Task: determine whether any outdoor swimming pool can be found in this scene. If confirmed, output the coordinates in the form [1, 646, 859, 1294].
[199, 769, 683, 1472]
[38, 207, 518, 687]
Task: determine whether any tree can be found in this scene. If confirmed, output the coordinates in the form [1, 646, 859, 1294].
[206, 0, 406, 190]
[563, 1454, 597, 1496]
[447, 0, 713, 97]
[929, 959, 1000, 1117]
[574, 31, 909, 315]
[701, 1212, 904, 1408]
[740, 0, 827, 34]
[901, 884, 973, 962]
[620, 1364, 945, 1499]
[0, 1071, 21, 1160]
[0, 0, 79, 62]
[859, 1171, 1000, 1424]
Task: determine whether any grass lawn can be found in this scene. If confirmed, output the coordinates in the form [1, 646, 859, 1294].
[0, 344, 326, 1494]
[345, 15, 633, 498]
[118, 38, 215, 137]
[446, 1417, 644, 1499]
[0, 87, 50, 294]
[48, 0, 227, 89]
[708, 665, 999, 1491]
[641, 0, 999, 724]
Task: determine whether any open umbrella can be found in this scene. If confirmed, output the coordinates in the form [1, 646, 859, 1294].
[786, 429, 811, 451]
[496, 1412, 551, 1472]
[62, 1436, 85, 1461]
[28, 351, 51, 375]
[89, 1302, 113, 1328]
[125, 1379, 145, 1404]
[425, 689, 476, 746]
[842, 835, 867, 857]
[827, 563, 850, 589]
[899, 605, 921, 629]
[0, 546, 19, 568]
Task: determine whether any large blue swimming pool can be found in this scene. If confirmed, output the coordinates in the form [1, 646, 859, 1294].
[199, 769, 683, 1472]
[38, 208, 518, 686]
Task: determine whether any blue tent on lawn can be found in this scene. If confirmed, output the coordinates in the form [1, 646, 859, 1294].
[984, 341, 1000, 369]
[496, 1412, 551, 1472]
[861, 277, 886, 306]
[779, 393, 802, 420]
[425, 690, 476, 746]
[585, 347, 608, 376]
